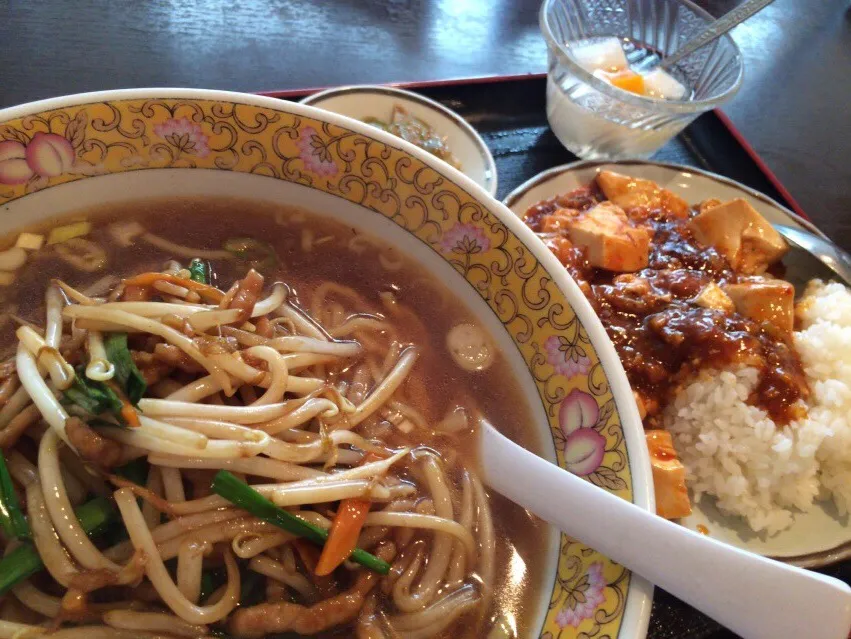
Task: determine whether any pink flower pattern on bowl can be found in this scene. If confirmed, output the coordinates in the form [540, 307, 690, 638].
[0, 134, 76, 185]
[296, 126, 339, 176]
[559, 388, 605, 476]
[555, 562, 607, 628]
[545, 334, 591, 379]
[153, 118, 210, 158]
[439, 222, 490, 255]
[0, 98, 639, 638]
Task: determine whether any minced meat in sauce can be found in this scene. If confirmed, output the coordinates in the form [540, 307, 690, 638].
[525, 186, 809, 427]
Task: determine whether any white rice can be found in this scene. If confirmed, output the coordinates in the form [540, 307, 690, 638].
[664, 280, 851, 534]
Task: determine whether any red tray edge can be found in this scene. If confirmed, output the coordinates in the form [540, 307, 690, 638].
[712, 110, 809, 221]
[257, 74, 809, 222]
[256, 72, 545, 100]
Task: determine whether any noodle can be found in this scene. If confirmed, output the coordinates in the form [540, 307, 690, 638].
[389, 586, 480, 638]
[97, 426, 266, 459]
[63, 306, 233, 395]
[251, 283, 287, 317]
[45, 284, 65, 349]
[154, 518, 279, 561]
[447, 470, 475, 587]
[363, 512, 476, 558]
[0, 618, 41, 639]
[103, 610, 208, 637]
[392, 455, 456, 612]
[232, 531, 293, 559]
[26, 479, 79, 587]
[161, 467, 186, 502]
[0, 404, 40, 449]
[16, 345, 70, 442]
[12, 579, 62, 617]
[138, 398, 305, 424]
[176, 538, 207, 604]
[140, 232, 232, 260]
[347, 348, 418, 428]
[244, 346, 289, 405]
[17, 326, 74, 390]
[39, 429, 122, 572]
[471, 471, 496, 616]
[115, 488, 241, 624]
[105, 508, 244, 562]
[146, 454, 323, 482]
[0, 209, 539, 638]
[248, 555, 318, 601]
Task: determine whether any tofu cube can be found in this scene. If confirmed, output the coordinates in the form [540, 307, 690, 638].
[562, 201, 651, 272]
[568, 37, 628, 73]
[692, 281, 735, 314]
[723, 279, 796, 334]
[596, 170, 690, 218]
[697, 198, 722, 215]
[642, 68, 688, 100]
[646, 430, 692, 520]
[15, 232, 44, 251]
[688, 198, 788, 274]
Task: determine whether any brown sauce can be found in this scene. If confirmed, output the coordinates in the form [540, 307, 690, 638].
[0, 198, 550, 638]
[526, 191, 809, 426]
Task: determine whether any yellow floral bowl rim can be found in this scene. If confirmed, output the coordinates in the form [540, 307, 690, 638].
[0, 88, 654, 639]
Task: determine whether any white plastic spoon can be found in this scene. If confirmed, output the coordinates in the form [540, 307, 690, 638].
[479, 419, 851, 639]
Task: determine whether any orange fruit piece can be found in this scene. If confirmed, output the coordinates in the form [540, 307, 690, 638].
[600, 69, 645, 95]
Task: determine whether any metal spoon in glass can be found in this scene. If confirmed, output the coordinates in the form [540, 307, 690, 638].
[774, 224, 851, 286]
[640, 0, 776, 72]
[478, 418, 851, 639]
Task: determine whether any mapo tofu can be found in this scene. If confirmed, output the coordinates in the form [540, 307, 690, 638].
[524, 170, 807, 520]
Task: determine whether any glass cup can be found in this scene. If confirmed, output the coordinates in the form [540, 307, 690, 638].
[540, 0, 744, 160]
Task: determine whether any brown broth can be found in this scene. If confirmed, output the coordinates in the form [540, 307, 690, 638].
[1, 197, 551, 638]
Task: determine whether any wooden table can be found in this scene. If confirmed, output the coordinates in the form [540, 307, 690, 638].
[1, 1, 849, 637]
[1, 0, 848, 248]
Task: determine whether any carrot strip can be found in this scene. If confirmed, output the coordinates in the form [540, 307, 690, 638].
[105, 380, 140, 427]
[120, 285, 150, 302]
[121, 273, 224, 303]
[314, 498, 372, 576]
[314, 451, 385, 576]
[120, 402, 140, 427]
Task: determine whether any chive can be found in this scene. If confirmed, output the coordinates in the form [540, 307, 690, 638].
[239, 568, 265, 607]
[199, 572, 215, 602]
[104, 333, 147, 405]
[0, 451, 29, 540]
[200, 568, 226, 602]
[0, 496, 116, 596]
[115, 457, 149, 486]
[73, 496, 116, 537]
[0, 545, 42, 596]
[211, 471, 389, 575]
[188, 259, 207, 284]
[222, 237, 277, 270]
[63, 367, 124, 418]
[63, 379, 107, 415]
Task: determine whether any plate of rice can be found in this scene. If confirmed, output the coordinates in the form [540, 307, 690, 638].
[506, 160, 851, 567]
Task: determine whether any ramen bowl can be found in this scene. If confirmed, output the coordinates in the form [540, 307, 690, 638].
[0, 89, 652, 638]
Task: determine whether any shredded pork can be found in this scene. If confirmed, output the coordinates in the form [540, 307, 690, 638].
[65, 416, 123, 468]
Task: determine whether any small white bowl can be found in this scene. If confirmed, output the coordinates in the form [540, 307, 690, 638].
[302, 85, 497, 196]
